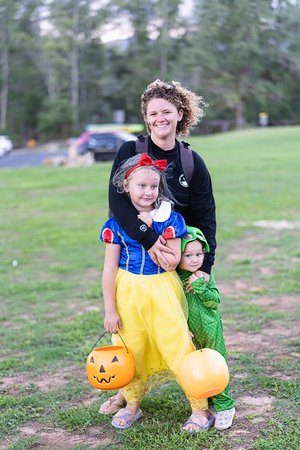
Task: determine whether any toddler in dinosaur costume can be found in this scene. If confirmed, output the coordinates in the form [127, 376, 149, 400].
[177, 226, 235, 430]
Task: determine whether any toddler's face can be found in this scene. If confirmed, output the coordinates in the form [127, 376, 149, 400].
[179, 240, 205, 272]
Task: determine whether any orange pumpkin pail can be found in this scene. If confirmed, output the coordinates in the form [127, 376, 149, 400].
[86, 332, 135, 390]
[177, 348, 229, 398]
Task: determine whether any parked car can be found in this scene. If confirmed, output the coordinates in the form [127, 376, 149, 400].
[76, 130, 137, 161]
[0, 135, 13, 157]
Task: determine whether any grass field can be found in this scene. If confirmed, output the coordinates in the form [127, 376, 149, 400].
[0, 126, 300, 449]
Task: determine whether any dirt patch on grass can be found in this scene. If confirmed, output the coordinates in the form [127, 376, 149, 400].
[12, 423, 108, 449]
[217, 280, 264, 296]
[251, 294, 300, 312]
[0, 421, 118, 450]
[224, 313, 299, 376]
[229, 395, 274, 446]
[0, 367, 87, 395]
[219, 282, 299, 448]
[225, 321, 299, 356]
[238, 395, 273, 416]
[224, 330, 275, 354]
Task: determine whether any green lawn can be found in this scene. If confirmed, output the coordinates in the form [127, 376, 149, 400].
[0, 126, 299, 449]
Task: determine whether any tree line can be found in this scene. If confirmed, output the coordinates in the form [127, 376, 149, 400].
[1, 0, 299, 143]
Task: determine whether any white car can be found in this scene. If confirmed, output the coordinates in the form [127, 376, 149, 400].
[0, 135, 13, 157]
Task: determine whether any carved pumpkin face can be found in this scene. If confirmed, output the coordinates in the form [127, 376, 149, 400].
[177, 348, 229, 398]
[86, 345, 135, 390]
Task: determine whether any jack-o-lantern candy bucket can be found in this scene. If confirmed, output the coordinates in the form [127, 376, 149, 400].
[86, 332, 135, 390]
[177, 348, 229, 398]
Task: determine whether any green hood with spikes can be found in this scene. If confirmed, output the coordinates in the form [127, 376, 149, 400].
[181, 226, 210, 253]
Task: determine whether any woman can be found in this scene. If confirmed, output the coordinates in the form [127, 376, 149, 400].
[108, 79, 216, 277]
[101, 79, 217, 432]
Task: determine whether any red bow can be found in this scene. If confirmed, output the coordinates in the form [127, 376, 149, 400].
[125, 153, 167, 179]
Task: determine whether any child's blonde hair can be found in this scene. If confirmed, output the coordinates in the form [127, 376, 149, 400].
[113, 154, 175, 209]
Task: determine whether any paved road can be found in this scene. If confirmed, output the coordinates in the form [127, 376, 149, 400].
[0, 149, 68, 169]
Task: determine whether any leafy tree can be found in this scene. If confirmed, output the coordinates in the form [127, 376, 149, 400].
[179, 0, 300, 128]
[46, 0, 109, 132]
[184, 0, 273, 128]
[98, 0, 187, 123]
[0, 0, 18, 130]
[1, 0, 300, 140]
[37, 98, 72, 139]
[258, 0, 300, 122]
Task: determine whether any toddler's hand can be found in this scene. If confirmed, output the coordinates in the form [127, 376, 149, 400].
[138, 212, 153, 227]
[186, 273, 201, 292]
[189, 273, 199, 284]
[195, 270, 209, 284]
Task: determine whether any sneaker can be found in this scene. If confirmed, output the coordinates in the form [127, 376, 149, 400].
[214, 407, 235, 430]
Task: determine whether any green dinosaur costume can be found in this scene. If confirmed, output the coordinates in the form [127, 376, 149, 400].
[177, 226, 235, 412]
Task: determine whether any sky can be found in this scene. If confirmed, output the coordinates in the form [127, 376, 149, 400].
[101, 0, 193, 43]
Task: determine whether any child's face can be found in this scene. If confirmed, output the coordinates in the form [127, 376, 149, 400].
[123, 168, 160, 212]
[179, 240, 205, 272]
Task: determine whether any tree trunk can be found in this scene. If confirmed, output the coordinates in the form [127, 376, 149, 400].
[71, 0, 79, 132]
[28, 49, 58, 101]
[0, 18, 9, 130]
[235, 100, 245, 129]
[160, 0, 169, 77]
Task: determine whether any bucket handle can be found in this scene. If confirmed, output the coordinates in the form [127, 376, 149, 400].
[88, 331, 130, 354]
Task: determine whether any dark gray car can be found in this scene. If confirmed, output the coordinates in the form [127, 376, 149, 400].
[77, 131, 137, 161]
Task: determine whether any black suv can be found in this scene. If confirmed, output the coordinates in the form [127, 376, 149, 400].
[77, 131, 137, 161]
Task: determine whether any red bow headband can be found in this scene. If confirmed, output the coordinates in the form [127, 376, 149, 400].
[125, 153, 167, 179]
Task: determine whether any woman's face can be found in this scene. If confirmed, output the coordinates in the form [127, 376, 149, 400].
[146, 98, 183, 142]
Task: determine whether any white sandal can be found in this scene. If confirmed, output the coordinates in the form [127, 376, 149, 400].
[112, 407, 143, 429]
[182, 413, 215, 433]
[99, 395, 126, 415]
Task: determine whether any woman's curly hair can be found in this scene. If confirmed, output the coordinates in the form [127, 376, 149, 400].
[141, 79, 208, 136]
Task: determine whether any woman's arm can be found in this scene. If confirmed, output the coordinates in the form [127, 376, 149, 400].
[186, 153, 216, 275]
[157, 238, 182, 271]
[102, 243, 122, 333]
[109, 142, 159, 248]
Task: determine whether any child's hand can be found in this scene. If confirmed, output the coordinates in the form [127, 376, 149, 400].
[104, 312, 122, 334]
[186, 272, 203, 292]
[138, 212, 153, 227]
[195, 270, 210, 284]
[189, 273, 199, 284]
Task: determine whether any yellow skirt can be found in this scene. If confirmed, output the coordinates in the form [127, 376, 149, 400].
[111, 269, 207, 409]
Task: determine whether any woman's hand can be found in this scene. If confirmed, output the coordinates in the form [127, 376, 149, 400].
[137, 212, 153, 227]
[104, 311, 122, 334]
[148, 236, 176, 267]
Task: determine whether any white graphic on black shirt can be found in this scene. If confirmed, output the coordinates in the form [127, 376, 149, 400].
[179, 174, 188, 188]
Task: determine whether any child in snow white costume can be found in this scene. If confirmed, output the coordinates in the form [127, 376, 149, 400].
[177, 226, 236, 430]
[99, 153, 215, 432]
